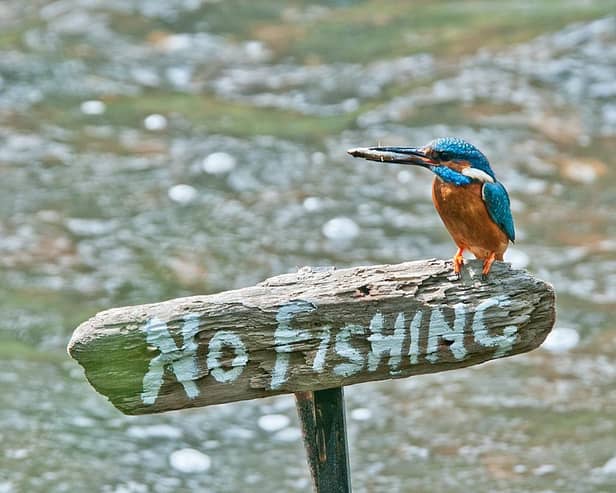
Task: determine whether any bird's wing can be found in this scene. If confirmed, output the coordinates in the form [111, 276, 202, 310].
[482, 181, 516, 242]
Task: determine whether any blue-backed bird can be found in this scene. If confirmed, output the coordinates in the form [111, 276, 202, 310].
[348, 137, 515, 279]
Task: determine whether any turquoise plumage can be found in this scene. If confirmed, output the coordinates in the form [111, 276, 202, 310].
[348, 137, 516, 278]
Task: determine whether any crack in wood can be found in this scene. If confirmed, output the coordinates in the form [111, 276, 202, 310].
[67, 259, 555, 415]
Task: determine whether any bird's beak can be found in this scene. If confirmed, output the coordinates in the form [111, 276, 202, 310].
[347, 146, 435, 168]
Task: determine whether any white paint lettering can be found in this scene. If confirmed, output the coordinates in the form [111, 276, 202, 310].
[367, 312, 406, 373]
[408, 310, 423, 364]
[271, 301, 317, 389]
[426, 304, 467, 363]
[138, 295, 522, 402]
[334, 324, 365, 377]
[472, 296, 518, 357]
[312, 327, 331, 373]
[206, 331, 248, 383]
[141, 314, 200, 405]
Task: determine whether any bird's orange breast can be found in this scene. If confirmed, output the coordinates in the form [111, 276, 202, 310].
[432, 178, 509, 260]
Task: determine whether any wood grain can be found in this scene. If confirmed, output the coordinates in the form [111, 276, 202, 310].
[68, 259, 555, 415]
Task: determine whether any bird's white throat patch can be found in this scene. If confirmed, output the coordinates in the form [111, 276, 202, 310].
[462, 167, 495, 183]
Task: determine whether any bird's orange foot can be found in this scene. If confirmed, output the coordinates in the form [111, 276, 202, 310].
[481, 252, 497, 281]
[453, 248, 465, 279]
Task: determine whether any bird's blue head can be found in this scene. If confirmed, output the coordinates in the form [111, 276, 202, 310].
[348, 137, 497, 185]
[426, 137, 494, 179]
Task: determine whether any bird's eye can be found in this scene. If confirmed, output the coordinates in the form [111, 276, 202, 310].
[431, 150, 450, 161]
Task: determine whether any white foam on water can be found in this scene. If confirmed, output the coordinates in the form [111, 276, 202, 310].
[350, 408, 372, 421]
[257, 414, 290, 432]
[202, 152, 237, 174]
[143, 114, 168, 131]
[80, 100, 106, 115]
[542, 327, 580, 353]
[169, 448, 211, 473]
[168, 184, 197, 204]
[322, 217, 360, 240]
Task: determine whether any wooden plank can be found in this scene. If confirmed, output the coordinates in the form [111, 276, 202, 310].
[67, 259, 555, 415]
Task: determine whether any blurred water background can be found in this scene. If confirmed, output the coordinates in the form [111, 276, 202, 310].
[1, 1, 616, 492]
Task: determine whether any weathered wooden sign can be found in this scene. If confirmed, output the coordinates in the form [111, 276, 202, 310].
[68, 259, 555, 415]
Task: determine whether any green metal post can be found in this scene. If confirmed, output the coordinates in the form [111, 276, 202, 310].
[295, 387, 351, 493]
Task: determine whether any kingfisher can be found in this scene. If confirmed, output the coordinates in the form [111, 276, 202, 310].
[348, 137, 515, 279]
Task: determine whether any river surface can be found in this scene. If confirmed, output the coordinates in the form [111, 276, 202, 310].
[1, 1, 616, 492]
